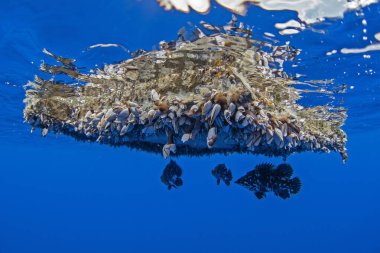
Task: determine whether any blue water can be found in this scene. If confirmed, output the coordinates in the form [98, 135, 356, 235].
[1, 1, 380, 252]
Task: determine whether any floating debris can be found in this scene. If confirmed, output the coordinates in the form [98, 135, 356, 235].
[160, 160, 183, 190]
[23, 17, 347, 161]
[341, 42, 380, 54]
[235, 163, 301, 199]
[212, 163, 233, 186]
[42, 48, 76, 68]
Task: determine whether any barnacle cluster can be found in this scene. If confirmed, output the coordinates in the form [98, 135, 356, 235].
[235, 163, 301, 199]
[23, 17, 347, 161]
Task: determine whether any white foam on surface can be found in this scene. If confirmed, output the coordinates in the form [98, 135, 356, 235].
[158, 0, 379, 24]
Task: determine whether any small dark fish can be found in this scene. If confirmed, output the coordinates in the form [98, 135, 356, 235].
[235, 163, 301, 199]
[161, 160, 183, 190]
[211, 164, 233, 186]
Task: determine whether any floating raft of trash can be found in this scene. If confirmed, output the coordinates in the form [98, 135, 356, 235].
[23, 17, 347, 161]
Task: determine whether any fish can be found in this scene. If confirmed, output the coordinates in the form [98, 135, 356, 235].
[235, 163, 301, 199]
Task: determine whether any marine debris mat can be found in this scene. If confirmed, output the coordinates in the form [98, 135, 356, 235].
[23, 17, 348, 161]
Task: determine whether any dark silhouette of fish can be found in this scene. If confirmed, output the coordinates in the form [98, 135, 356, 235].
[212, 163, 233, 185]
[161, 160, 183, 190]
[235, 163, 301, 199]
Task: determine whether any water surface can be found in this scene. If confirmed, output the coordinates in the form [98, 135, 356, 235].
[0, 1, 379, 252]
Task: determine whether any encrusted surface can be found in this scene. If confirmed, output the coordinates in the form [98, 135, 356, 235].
[23, 18, 347, 161]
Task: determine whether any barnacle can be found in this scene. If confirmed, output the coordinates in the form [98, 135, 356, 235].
[23, 17, 347, 161]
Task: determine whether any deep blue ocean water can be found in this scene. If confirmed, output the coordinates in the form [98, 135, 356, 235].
[1, 1, 380, 252]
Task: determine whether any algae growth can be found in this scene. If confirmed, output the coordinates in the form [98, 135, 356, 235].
[23, 17, 347, 161]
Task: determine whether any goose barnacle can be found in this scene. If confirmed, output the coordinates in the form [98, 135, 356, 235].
[23, 17, 347, 161]
[41, 128, 49, 137]
[117, 109, 130, 122]
[181, 133, 191, 143]
[234, 111, 244, 123]
[224, 110, 232, 125]
[202, 100, 213, 115]
[207, 127, 217, 148]
[228, 103, 237, 115]
[209, 104, 221, 126]
[162, 143, 176, 159]
[150, 89, 160, 102]
[274, 127, 284, 146]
